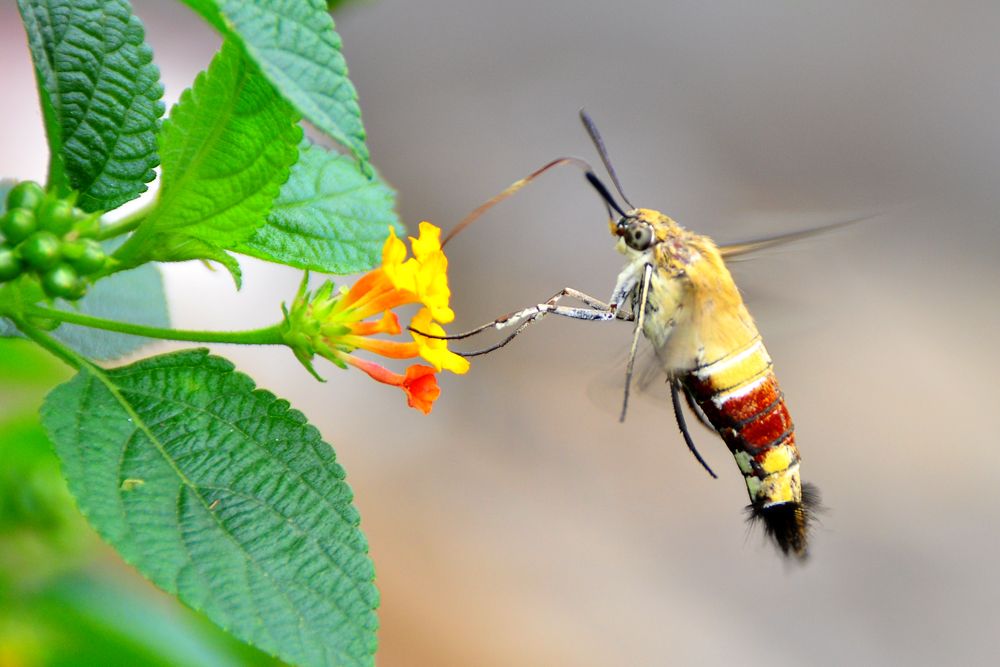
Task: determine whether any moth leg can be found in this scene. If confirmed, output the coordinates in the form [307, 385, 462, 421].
[458, 311, 545, 357]
[619, 263, 652, 423]
[499, 287, 624, 331]
[682, 383, 717, 432]
[670, 379, 718, 479]
[411, 287, 631, 344]
[456, 301, 631, 357]
[547, 287, 616, 312]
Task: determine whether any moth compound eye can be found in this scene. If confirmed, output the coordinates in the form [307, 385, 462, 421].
[625, 223, 653, 251]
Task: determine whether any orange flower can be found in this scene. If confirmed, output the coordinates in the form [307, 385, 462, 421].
[282, 223, 467, 413]
[346, 358, 441, 415]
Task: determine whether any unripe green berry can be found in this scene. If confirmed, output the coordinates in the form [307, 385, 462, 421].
[20, 231, 62, 270]
[38, 198, 76, 235]
[63, 238, 106, 275]
[41, 263, 83, 300]
[0, 247, 22, 281]
[70, 239, 108, 276]
[1, 208, 37, 244]
[60, 239, 84, 261]
[6, 181, 44, 212]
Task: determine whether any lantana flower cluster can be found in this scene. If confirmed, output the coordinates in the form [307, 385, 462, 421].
[283, 222, 469, 413]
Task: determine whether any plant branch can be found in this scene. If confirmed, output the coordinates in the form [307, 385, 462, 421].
[11, 317, 87, 371]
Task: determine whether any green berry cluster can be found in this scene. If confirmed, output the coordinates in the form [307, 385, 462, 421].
[0, 181, 107, 300]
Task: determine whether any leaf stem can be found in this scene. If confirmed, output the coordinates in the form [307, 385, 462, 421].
[95, 203, 156, 241]
[24, 305, 286, 346]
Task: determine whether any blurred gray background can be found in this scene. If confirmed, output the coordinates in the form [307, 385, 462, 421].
[3, 1, 1000, 664]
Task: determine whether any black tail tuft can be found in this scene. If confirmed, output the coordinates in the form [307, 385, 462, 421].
[747, 484, 821, 561]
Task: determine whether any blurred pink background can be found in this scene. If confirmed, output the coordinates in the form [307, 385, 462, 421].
[3, 1, 999, 664]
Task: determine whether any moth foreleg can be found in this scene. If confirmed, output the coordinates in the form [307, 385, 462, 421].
[410, 287, 632, 358]
[414, 287, 631, 341]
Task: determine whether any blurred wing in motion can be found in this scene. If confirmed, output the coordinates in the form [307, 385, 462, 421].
[718, 214, 872, 260]
[585, 344, 666, 418]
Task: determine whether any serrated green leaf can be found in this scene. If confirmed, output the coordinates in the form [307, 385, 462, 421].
[177, 0, 228, 32]
[16, 0, 164, 212]
[41, 349, 378, 667]
[114, 40, 300, 274]
[179, 0, 370, 173]
[237, 140, 401, 274]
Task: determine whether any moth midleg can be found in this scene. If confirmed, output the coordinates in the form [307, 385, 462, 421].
[619, 264, 652, 422]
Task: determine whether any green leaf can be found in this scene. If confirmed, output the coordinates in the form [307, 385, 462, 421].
[41, 349, 378, 667]
[179, 0, 370, 173]
[237, 140, 401, 274]
[114, 40, 300, 277]
[16, 0, 164, 212]
[175, 0, 227, 32]
[0, 405, 282, 666]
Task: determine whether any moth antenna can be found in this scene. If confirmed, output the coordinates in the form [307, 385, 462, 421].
[443, 156, 594, 246]
[585, 171, 628, 218]
[580, 109, 635, 209]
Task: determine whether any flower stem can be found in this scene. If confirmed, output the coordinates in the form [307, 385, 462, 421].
[25, 305, 285, 346]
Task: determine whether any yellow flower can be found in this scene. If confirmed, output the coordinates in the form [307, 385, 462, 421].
[383, 222, 455, 323]
[410, 308, 470, 374]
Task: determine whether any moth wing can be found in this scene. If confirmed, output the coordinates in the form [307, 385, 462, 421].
[583, 341, 674, 418]
[718, 214, 872, 260]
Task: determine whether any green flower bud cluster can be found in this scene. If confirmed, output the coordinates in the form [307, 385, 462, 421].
[0, 181, 108, 300]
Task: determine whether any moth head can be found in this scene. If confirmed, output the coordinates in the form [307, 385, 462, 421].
[615, 214, 654, 251]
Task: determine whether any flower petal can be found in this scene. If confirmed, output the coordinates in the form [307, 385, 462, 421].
[350, 310, 402, 336]
[348, 336, 419, 360]
[413, 251, 455, 323]
[400, 364, 441, 414]
[410, 221, 444, 260]
[382, 228, 418, 294]
[345, 356, 440, 414]
[410, 308, 470, 374]
[382, 227, 409, 269]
